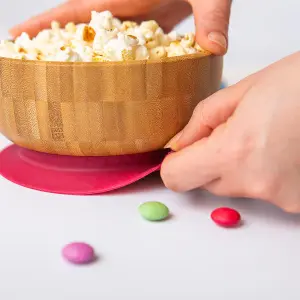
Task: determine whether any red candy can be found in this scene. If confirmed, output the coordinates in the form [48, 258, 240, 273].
[211, 207, 241, 227]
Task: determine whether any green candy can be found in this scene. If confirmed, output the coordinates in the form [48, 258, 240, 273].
[138, 201, 169, 221]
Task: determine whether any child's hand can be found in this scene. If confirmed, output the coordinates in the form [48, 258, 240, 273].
[161, 51, 300, 213]
[9, 0, 231, 55]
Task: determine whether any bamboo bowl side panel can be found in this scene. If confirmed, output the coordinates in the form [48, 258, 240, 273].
[0, 55, 222, 156]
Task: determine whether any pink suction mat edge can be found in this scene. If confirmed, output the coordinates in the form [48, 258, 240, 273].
[0, 145, 169, 195]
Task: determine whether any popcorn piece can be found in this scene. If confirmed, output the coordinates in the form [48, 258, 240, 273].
[92, 54, 109, 62]
[0, 41, 19, 58]
[181, 33, 195, 48]
[155, 28, 170, 46]
[82, 26, 96, 42]
[51, 21, 60, 31]
[90, 10, 114, 31]
[140, 20, 159, 32]
[53, 47, 82, 62]
[135, 46, 149, 60]
[103, 32, 136, 61]
[15, 32, 32, 49]
[194, 43, 210, 55]
[121, 21, 138, 31]
[145, 37, 158, 49]
[35, 30, 52, 43]
[168, 31, 181, 42]
[74, 45, 93, 62]
[112, 18, 122, 30]
[93, 30, 110, 52]
[149, 46, 167, 60]
[142, 29, 154, 41]
[121, 49, 135, 61]
[185, 47, 197, 54]
[65, 22, 77, 33]
[126, 27, 146, 45]
[167, 42, 186, 57]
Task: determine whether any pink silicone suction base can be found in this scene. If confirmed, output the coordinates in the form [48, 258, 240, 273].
[0, 145, 168, 195]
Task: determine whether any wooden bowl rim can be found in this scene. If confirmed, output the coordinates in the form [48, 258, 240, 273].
[0, 52, 213, 67]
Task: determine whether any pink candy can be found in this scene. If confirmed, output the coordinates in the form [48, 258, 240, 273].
[62, 242, 95, 265]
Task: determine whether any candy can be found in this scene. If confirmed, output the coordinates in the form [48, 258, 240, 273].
[138, 201, 169, 221]
[62, 242, 95, 264]
[211, 207, 241, 227]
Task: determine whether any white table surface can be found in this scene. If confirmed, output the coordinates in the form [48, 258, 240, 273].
[1, 1, 300, 299]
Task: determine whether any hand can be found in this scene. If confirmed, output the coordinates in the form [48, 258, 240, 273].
[161, 51, 300, 213]
[9, 0, 231, 55]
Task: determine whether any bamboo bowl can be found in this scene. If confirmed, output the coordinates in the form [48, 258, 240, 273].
[0, 53, 222, 156]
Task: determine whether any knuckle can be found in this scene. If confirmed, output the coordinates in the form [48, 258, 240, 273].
[193, 101, 211, 128]
[203, 8, 229, 29]
[226, 143, 249, 163]
[249, 176, 278, 201]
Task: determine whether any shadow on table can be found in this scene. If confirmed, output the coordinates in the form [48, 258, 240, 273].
[106, 172, 164, 196]
[101, 172, 300, 225]
[184, 189, 300, 226]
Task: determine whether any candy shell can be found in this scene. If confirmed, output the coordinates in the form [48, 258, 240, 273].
[211, 207, 241, 227]
[62, 242, 95, 264]
[139, 201, 169, 221]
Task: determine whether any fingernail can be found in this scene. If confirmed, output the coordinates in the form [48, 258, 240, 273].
[164, 130, 183, 150]
[208, 32, 227, 49]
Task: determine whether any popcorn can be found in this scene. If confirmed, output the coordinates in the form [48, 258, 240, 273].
[168, 31, 181, 42]
[103, 32, 137, 61]
[90, 10, 114, 31]
[135, 46, 149, 60]
[93, 29, 116, 52]
[0, 11, 209, 62]
[0, 41, 19, 58]
[35, 30, 52, 43]
[121, 21, 138, 31]
[155, 28, 171, 46]
[149, 46, 167, 59]
[185, 47, 197, 55]
[181, 33, 195, 48]
[145, 37, 159, 49]
[51, 21, 60, 31]
[121, 49, 135, 61]
[82, 25, 96, 42]
[167, 42, 187, 57]
[92, 54, 108, 62]
[15, 32, 32, 49]
[140, 21, 159, 33]
[65, 22, 77, 34]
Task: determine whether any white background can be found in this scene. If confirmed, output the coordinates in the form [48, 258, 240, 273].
[1, 1, 300, 299]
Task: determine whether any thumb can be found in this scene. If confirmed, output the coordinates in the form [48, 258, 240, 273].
[165, 76, 255, 151]
[188, 0, 232, 55]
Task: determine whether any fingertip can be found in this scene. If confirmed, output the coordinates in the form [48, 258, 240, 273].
[160, 153, 183, 192]
[189, 0, 231, 55]
[196, 31, 228, 56]
[9, 27, 17, 39]
[9, 24, 26, 39]
[9, 18, 45, 39]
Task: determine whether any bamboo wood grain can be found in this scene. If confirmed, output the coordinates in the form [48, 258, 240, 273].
[0, 53, 222, 156]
